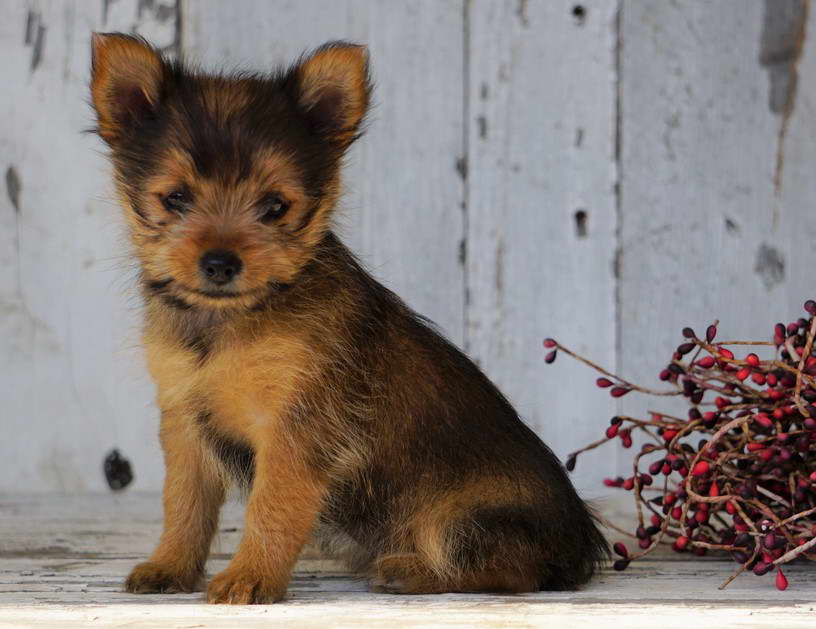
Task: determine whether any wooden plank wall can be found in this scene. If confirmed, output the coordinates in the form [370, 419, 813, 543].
[618, 1, 816, 425]
[2, 0, 815, 495]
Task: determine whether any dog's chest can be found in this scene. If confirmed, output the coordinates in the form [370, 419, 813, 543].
[145, 324, 311, 443]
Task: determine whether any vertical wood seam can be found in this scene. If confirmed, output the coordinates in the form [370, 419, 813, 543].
[614, 0, 623, 390]
[174, 0, 184, 58]
[462, 0, 472, 353]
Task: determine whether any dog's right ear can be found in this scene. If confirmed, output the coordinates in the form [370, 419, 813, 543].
[90, 33, 163, 143]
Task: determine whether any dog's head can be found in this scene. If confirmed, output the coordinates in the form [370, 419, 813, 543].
[90, 34, 370, 310]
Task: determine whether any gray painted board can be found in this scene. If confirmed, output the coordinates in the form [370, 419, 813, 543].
[617, 1, 816, 455]
[466, 0, 620, 492]
[0, 0, 177, 492]
[2, 0, 816, 500]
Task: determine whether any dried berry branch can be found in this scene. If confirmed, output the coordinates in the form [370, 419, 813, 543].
[546, 301, 816, 591]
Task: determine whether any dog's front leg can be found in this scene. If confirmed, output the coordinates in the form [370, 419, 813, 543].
[207, 440, 326, 604]
[125, 408, 226, 593]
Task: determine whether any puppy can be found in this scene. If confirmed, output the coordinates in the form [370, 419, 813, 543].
[89, 33, 608, 604]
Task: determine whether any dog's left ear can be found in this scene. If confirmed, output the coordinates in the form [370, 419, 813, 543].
[293, 42, 371, 148]
[90, 33, 164, 144]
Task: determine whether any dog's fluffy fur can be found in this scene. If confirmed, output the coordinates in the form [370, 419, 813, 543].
[89, 33, 608, 604]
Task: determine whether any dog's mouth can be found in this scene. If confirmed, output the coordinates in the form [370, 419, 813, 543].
[145, 277, 281, 310]
[188, 286, 247, 299]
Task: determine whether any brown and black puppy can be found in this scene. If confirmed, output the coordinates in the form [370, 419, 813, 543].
[89, 33, 608, 604]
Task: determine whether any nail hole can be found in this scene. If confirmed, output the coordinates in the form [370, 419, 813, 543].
[572, 4, 586, 24]
[574, 210, 588, 238]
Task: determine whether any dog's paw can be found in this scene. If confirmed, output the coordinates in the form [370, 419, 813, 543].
[207, 568, 286, 604]
[124, 561, 201, 594]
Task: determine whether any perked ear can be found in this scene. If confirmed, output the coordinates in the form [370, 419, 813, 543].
[294, 42, 371, 147]
[90, 33, 163, 143]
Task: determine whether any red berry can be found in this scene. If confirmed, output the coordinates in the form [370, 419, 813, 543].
[613, 542, 629, 558]
[692, 461, 710, 477]
[754, 413, 773, 429]
[746, 353, 760, 367]
[776, 568, 788, 591]
[715, 397, 729, 409]
[675, 535, 689, 550]
[766, 373, 778, 386]
[736, 367, 751, 381]
[671, 506, 682, 520]
[545, 350, 557, 364]
[662, 429, 678, 442]
[706, 325, 717, 342]
[751, 372, 766, 386]
[805, 299, 816, 315]
[622, 477, 635, 490]
[610, 387, 631, 398]
[753, 561, 772, 576]
[726, 501, 737, 515]
[697, 356, 716, 369]
[543, 338, 557, 348]
[596, 377, 614, 388]
[606, 424, 620, 439]
[719, 348, 734, 360]
[682, 327, 696, 338]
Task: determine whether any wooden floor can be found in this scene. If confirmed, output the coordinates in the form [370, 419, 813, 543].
[1, 494, 816, 628]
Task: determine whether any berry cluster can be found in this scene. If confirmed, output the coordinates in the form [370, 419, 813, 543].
[544, 300, 816, 590]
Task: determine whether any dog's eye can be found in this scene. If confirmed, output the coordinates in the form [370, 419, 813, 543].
[161, 190, 191, 214]
[259, 194, 289, 223]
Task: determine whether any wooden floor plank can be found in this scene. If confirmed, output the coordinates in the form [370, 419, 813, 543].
[1, 494, 815, 627]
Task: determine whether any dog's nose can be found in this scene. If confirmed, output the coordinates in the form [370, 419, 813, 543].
[199, 249, 243, 285]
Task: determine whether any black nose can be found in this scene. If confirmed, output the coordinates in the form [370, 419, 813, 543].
[199, 249, 243, 285]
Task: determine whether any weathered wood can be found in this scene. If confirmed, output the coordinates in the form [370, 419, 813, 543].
[776, 4, 816, 312]
[2, 493, 816, 628]
[4, 0, 816, 512]
[466, 0, 619, 492]
[617, 0, 816, 471]
[182, 0, 466, 344]
[0, 1, 178, 492]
